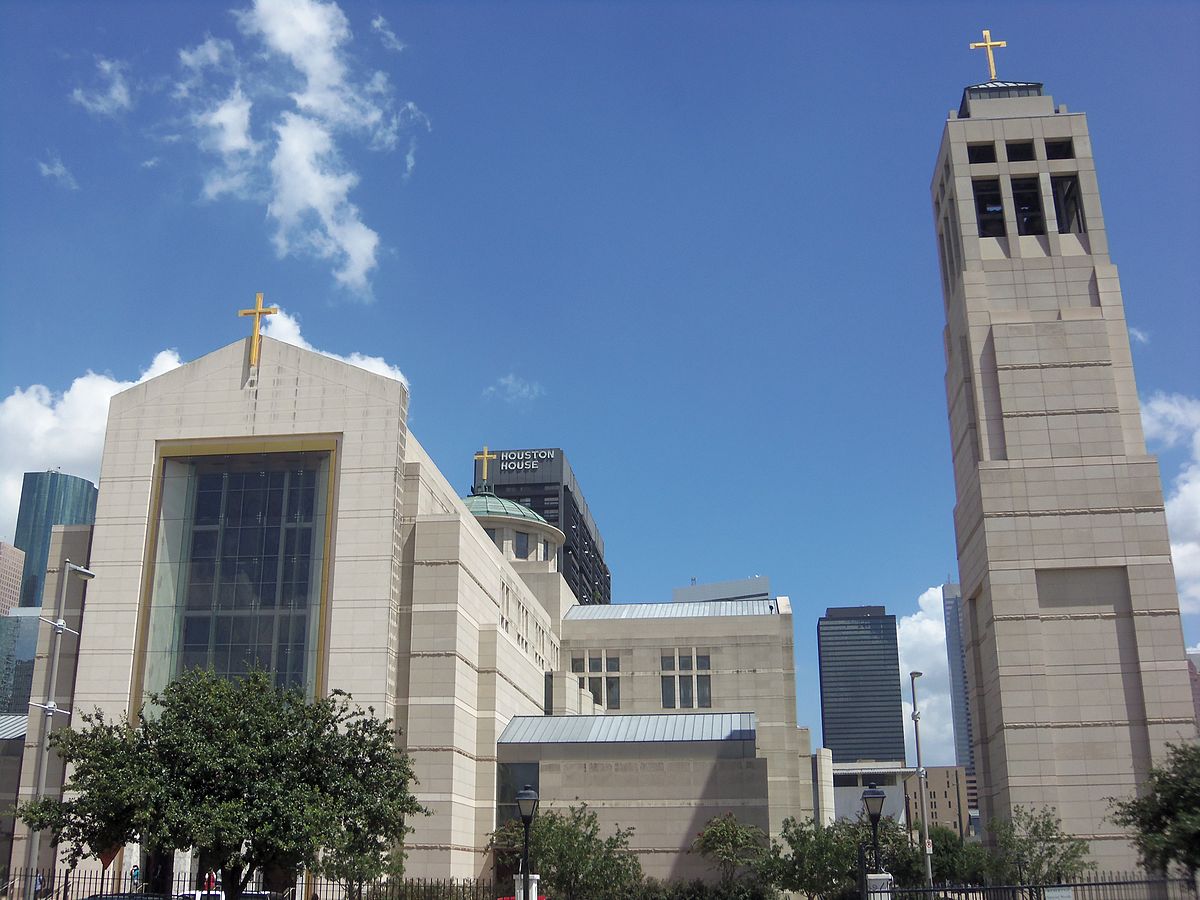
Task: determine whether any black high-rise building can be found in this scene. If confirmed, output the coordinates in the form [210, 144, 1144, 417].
[817, 605, 905, 763]
[472, 447, 611, 605]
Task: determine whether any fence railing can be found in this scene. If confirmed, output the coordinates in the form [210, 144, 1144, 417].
[0, 870, 501, 900]
[885, 872, 1197, 900]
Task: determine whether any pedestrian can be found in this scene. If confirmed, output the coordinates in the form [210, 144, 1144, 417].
[130, 864, 140, 890]
[33, 872, 45, 899]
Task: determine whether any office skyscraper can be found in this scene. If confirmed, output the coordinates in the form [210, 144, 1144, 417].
[942, 583, 978, 812]
[473, 447, 611, 604]
[13, 470, 97, 607]
[932, 50, 1195, 864]
[817, 606, 905, 763]
[0, 543, 23, 616]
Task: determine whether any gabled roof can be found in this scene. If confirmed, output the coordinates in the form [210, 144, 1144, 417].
[499, 712, 756, 744]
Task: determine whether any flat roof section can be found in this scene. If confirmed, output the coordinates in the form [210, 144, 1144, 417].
[499, 712, 756, 745]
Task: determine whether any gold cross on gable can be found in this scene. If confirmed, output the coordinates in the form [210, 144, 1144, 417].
[238, 292, 278, 367]
[475, 446, 497, 481]
[970, 29, 1007, 82]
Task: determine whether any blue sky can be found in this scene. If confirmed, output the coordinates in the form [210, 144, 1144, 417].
[2, 1, 1198, 765]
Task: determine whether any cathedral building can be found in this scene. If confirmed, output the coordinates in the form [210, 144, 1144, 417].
[25, 324, 812, 880]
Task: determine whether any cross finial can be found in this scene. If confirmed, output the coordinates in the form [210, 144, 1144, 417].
[474, 445, 498, 482]
[238, 292, 279, 367]
[969, 29, 1007, 82]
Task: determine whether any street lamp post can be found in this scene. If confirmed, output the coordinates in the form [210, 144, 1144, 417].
[25, 559, 94, 877]
[861, 782, 886, 873]
[910, 671, 933, 887]
[516, 784, 539, 900]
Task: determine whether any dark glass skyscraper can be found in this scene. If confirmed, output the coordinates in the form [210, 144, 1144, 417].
[13, 470, 97, 607]
[472, 447, 611, 604]
[817, 605, 905, 763]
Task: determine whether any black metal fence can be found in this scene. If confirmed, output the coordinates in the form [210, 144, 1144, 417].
[0, 871, 503, 900]
[886, 872, 1197, 900]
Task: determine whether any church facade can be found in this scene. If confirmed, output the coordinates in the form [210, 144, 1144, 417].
[49, 334, 812, 880]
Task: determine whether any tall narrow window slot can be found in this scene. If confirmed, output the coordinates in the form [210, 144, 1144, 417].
[1051, 175, 1087, 234]
[972, 180, 1006, 238]
[1011, 178, 1046, 235]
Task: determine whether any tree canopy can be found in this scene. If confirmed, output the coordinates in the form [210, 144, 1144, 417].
[19, 669, 426, 897]
[1109, 741, 1200, 878]
[690, 813, 770, 886]
[772, 815, 921, 900]
[987, 805, 1092, 885]
[492, 803, 642, 900]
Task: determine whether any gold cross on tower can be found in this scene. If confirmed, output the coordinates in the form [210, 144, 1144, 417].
[238, 292, 278, 367]
[969, 29, 1007, 82]
[475, 446, 497, 481]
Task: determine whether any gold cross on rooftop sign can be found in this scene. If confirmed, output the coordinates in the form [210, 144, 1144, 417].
[475, 446, 497, 481]
[970, 29, 1007, 82]
[238, 292, 278, 367]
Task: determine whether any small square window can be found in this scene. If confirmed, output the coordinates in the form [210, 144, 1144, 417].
[570, 657, 584, 673]
[661, 652, 675, 671]
[1006, 141, 1035, 162]
[696, 654, 710, 671]
[967, 143, 996, 164]
[1045, 139, 1074, 160]
[588, 655, 601, 672]
[679, 654, 693, 672]
[606, 656, 619, 672]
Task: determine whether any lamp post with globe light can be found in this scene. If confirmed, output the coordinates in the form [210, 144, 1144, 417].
[516, 785, 539, 900]
[911, 671, 933, 887]
[861, 782, 886, 872]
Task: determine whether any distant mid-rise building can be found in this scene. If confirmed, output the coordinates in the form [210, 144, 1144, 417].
[904, 765, 971, 839]
[0, 544, 23, 616]
[473, 447, 611, 604]
[942, 584, 978, 812]
[817, 606, 905, 763]
[13, 471, 97, 607]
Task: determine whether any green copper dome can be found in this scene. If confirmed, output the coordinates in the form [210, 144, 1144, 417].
[463, 492, 548, 524]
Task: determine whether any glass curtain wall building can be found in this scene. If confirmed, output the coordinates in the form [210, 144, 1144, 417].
[817, 606, 905, 763]
[141, 450, 331, 698]
[14, 471, 97, 607]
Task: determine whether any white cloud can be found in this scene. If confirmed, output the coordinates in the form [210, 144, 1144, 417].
[196, 84, 261, 199]
[483, 374, 545, 405]
[0, 351, 182, 542]
[371, 15, 406, 53]
[261, 308, 407, 384]
[1129, 326, 1150, 345]
[141, 158, 161, 169]
[71, 57, 132, 116]
[38, 154, 79, 190]
[1142, 392, 1200, 613]
[897, 586, 957, 767]
[268, 112, 379, 292]
[175, 37, 234, 98]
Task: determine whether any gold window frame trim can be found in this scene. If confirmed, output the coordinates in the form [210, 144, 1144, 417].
[128, 433, 341, 710]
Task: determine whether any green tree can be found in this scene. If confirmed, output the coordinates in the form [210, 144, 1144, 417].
[690, 813, 771, 888]
[772, 816, 920, 900]
[19, 670, 426, 900]
[18, 709, 161, 869]
[987, 805, 1092, 884]
[1108, 741, 1200, 878]
[492, 804, 642, 900]
[927, 825, 989, 885]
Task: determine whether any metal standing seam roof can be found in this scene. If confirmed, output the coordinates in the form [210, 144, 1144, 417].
[0, 714, 29, 741]
[564, 599, 778, 620]
[498, 712, 756, 745]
